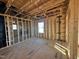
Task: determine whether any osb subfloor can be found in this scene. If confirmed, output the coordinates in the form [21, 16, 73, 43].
[0, 38, 60, 59]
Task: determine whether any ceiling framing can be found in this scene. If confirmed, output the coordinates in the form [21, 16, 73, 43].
[0, 0, 65, 19]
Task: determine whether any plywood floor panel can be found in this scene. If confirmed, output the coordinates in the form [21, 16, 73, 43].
[0, 38, 58, 59]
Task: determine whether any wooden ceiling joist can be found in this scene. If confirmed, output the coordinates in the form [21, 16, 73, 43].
[15, 0, 33, 17]
[15, 0, 49, 18]
[0, 0, 65, 19]
[29, 0, 56, 15]
[5, 0, 15, 14]
[19, 0, 33, 10]
[29, 0, 64, 16]
[25, 0, 49, 12]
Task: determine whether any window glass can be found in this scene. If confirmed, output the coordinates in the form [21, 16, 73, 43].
[13, 24, 17, 30]
[38, 22, 44, 33]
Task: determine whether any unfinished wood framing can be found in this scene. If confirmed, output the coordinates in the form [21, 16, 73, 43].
[5, 0, 15, 13]
[0, 0, 79, 59]
[22, 19, 24, 41]
[0, 14, 32, 47]
[11, 17, 15, 44]
[26, 21, 28, 38]
[17, 18, 20, 42]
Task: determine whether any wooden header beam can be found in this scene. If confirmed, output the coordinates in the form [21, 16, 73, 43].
[0, 13, 32, 21]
